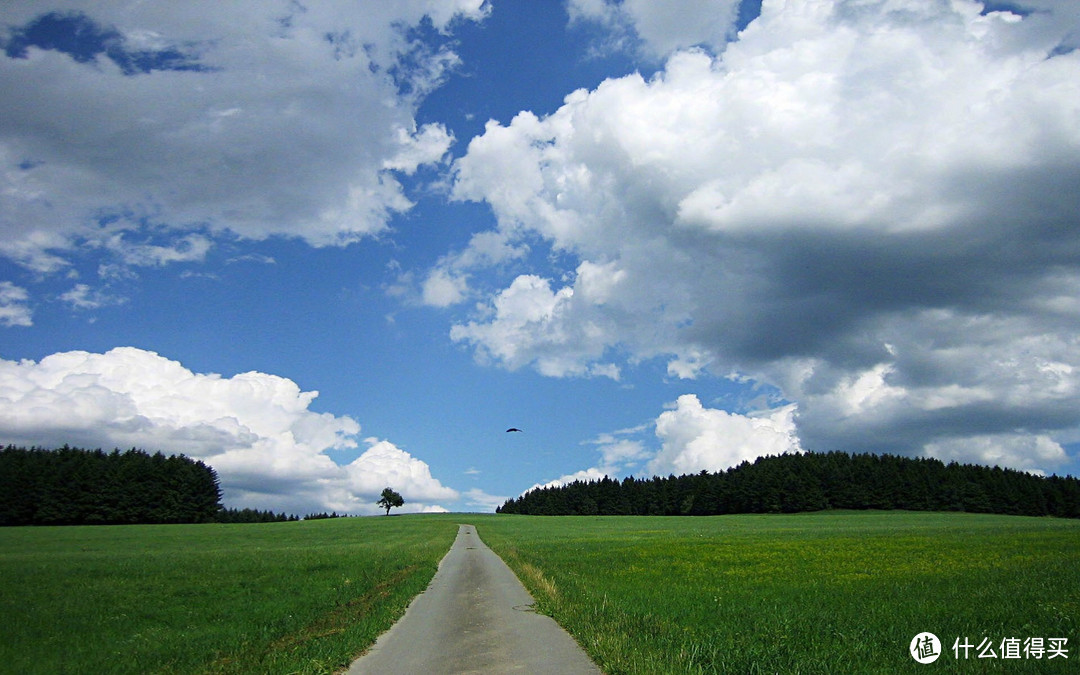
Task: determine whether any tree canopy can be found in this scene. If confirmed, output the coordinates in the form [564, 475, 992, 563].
[377, 487, 404, 515]
[0, 445, 223, 526]
[497, 451, 1080, 518]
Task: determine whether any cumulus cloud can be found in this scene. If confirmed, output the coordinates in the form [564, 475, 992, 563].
[0, 1, 487, 273]
[447, 0, 1080, 473]
[341, 438, 458, 501]
[0, 347, 458, 514]
[528, 397, 800, 491]
[449, 266, 639, 379]
[422, 267, 469, 307]
[383, 123, 455, 175]
[649, 394, 801, 476]
[451, 274, 577, 372]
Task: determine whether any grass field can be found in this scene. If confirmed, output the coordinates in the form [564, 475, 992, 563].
[477, 512, 1080, 673]
[2, 512, 1078, 674]
[0, 516, 458, 674]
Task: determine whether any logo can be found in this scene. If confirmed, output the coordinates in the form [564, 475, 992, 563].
[911, 632, 942, 664]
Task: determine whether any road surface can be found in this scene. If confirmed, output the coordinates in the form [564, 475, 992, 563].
[346, 524, 601, 674]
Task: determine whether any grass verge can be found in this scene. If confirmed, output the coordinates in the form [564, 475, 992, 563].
[0, 515, 458, 674]
[477, 511, 1080, 674]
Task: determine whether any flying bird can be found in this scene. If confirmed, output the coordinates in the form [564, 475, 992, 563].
[506, 428, 523, 433]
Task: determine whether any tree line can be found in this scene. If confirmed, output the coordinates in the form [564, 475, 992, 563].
[0, 445, 223, 526]
[216, 507, 299, 523]
[497, 451, 1080, 518]
[215, 510, 349, 522]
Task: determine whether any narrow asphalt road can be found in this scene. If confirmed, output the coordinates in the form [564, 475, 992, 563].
[346, 524, 602, 675]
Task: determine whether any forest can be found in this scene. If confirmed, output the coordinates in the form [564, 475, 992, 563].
[497, 451, 1080, 518]
[0, 445, 223, 526]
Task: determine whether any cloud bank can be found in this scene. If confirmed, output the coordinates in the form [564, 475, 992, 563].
[0, 0, 488, 273]
[447, 0, 1080, 474]
[0, 347, 458, 514]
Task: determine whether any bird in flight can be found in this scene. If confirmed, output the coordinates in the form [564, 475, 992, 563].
[506, 428, 523, 433]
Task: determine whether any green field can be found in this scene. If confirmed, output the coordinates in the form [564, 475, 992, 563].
[0, 517, 458, 674]
[2, 512, 1078, 674]
[478, 512, 1080, 673]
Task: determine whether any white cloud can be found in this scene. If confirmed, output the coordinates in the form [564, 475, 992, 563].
[526, 467, 609, 495]
[0, 347, 458, 514]
[649, 394, 801, 476]
[383, 123, 455, 175]
[452, 274, 577, 371]
[414, 229, 531, 308]
[568, 0, 742, 58]
[533, 427, 652, 490]
[462, 487, 509, 512]
[447, 0, 1080, 472]
[422, 267, 469, 307]
[585, 426, 651, 474]
[528, 395, 801, 491]
[449, 266, 632, 379]
[107, 232, 213, 267]
[924, 433, 1068, 475]
[0, 1, 488, 272]
[598, 437, 649, 466]
[58, 283, 127, 311]
[0, 281, 32, 327]
[342, 438, 458, 502]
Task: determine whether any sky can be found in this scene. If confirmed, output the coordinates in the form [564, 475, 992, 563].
[1, 0, 1079, 515]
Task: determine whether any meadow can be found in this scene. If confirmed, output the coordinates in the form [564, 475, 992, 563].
[2, 511, 1078, 674]
[0, 516, 458, 674]
[478, 512, 1080, 673]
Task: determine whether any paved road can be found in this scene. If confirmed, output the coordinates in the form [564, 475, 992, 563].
[346, 524, 601, 675]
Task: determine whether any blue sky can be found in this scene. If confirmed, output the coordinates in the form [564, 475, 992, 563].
[2, 0, 1080, 514]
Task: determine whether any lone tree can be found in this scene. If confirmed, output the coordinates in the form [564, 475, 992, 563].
[377, 487, 404, 515]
